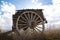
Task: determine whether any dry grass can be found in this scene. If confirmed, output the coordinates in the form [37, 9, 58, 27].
[0, 29, 60, 40]
[44, 29, 60, 40]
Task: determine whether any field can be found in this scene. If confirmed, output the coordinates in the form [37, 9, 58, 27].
[0, 29, 60, 40]
[44, 29, 60, 40]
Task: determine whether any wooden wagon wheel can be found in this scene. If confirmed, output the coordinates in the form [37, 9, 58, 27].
[16, 11, 44, 38]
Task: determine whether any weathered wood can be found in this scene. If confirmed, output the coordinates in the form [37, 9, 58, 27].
[12, 9, 47, 40]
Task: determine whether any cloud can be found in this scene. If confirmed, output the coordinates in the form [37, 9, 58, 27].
[52, 0, 60, 5]
[42, 0, 60, 29]
[0, 1, 16, 31]
[1, 1, 15, 15]
[31, 0, 38, 3]
[25, 0, 60, 29]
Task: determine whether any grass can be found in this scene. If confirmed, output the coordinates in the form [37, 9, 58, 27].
[44, 29, 60, 40]
[0, 29, 60, 40]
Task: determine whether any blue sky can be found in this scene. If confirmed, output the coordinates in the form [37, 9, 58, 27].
[0, 0, 60, 31]
[0, 0, 52, 9]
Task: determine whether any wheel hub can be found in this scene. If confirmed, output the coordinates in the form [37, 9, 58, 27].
[28, 20, 37, 29]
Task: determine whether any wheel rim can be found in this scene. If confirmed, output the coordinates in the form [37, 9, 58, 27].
[16, 11, 44, 37]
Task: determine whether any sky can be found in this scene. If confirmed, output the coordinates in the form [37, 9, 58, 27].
[0, 0, 60, 31]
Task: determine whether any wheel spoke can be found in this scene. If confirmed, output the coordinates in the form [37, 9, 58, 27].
[33, 14, 36, 20]
[24, 13, 28, 20]
[36, 22, 43, 25]
[35, 17, 39, 21]
[28, 13, 30, 19]
[18, 24, 27, 29]
[21, 15, 27, 21]
[36, 25, 42, 30]
[31, 13, 33, 20]
[34, 28, 39, 33]
[37, 27, 42, 29]
[35, 28, 42, 32]
[34, 28, 38, 32]
[36, 20, 41, 23]
[23, 26, 28, 29]
[19, 20, 26, 23]
[23, 26, 28, 31]
[18, 24, 26, 25]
